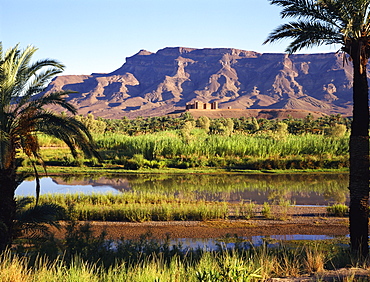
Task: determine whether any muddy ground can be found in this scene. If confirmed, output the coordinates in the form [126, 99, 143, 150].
[51, 206, 349, 240]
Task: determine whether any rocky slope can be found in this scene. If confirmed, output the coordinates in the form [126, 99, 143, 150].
[44, 47, 355, 118]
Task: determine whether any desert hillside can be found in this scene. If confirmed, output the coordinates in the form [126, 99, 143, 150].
[43, 47, 355, 119]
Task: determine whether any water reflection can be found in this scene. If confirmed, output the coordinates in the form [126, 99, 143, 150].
[16, 177, 120, 196]
[17, 173, 349, 205]
[165, 234, 347, 251]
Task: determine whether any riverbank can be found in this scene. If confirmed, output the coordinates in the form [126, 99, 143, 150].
[50, 206, 350, 240]
[18, 165, 350, 176]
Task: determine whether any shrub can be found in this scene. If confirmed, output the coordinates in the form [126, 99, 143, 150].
[261, 202, 272, 219]
[327, 204, 348, 217]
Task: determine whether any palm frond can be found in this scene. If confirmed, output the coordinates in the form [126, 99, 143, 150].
[15, 202, 65, 239]
[266, 0, 370, 54]
[16, 197, 33, 211]
[0, 42, 3, 61]
[264, 20, 342, 53]
[269, 0, 343, 27]
[29, 91, 78, 114]
[0, 43, 101, 210]
[34, 112, 101, 161]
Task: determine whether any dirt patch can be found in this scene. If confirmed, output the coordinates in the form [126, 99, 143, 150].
[51, 216, 349, 240]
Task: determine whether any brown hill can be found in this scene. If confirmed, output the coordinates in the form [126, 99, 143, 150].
[44, 47, 355, 119]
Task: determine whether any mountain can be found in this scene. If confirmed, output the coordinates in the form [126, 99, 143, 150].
[44, 47, 355, 119]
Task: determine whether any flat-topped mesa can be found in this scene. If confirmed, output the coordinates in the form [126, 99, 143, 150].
[153, 47, 260, 59]
[156, 47, 197, 56]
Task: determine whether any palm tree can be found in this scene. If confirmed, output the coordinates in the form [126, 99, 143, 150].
[264, 0, 370, 257]
[0, 43, 100, 251]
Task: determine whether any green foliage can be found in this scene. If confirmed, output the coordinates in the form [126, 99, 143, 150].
[75, 114, 107, 134]
[235, 201, 256, 220]
[180, 120, 195, 143]
[324, 124, 347, 137]
[31, 113, 354, 171]
[3, 233, 355, 281]
[262, 202, 272, 219]
[77, 113, 351, 136]
[197, 116, 211, 132]
[274, 122, 289, 136]
[327, 204, 349, 217]
[19, 193, 229, 222]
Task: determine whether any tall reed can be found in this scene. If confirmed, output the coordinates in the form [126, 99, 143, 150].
[0, 239, 355, 281]
[21, 193, 229, 222]
[94, 132, 349, 160]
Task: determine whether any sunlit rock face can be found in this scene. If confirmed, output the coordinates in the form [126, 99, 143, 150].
[44, 47, 354, 118]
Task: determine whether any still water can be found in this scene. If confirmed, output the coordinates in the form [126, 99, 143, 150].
[17, 173, 349, 205]
[171, 234, 346, 251]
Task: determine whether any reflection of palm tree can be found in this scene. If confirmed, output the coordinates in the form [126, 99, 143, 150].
[265, 0, 370, 258]
[0, 44, 100, 251]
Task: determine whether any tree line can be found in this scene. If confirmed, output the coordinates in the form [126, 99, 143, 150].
[75, 112, 351, 137]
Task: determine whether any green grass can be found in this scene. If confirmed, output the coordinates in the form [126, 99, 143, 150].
[327, 204, 349, 217]
[2, 237, 359, 281]
[20, 193, 229, 222]
[34, 131, 350, 171]
[91, 131, 349, 158]
[18, 192, 348, 222]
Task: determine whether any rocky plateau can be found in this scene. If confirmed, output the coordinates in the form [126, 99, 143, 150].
[44, 47, 356, 119]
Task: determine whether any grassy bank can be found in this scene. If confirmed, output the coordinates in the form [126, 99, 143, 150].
[19, 192, 345, 222]
[4, 236, 359, 281]
[31, 130, 350, 172]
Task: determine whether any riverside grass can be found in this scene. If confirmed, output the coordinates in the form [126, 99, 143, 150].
[0, 240, 358, 282]
[35, 130, 349, 170]
[21, 193, 230, 222]
[19, 192, 346, 222]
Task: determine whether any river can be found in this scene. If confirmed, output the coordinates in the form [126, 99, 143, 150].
[17, 173, 349, 205]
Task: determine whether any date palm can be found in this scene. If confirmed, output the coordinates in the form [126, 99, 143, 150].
[264, 0, 370, 257]
[0, 43, 100, 251]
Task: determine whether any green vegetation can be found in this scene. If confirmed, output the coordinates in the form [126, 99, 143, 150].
[327, 204, 349, 217]
[17, 193, 239, 222]
[0, 43, 100, 252]
[71, 112, 350, 136]
[3, 228, 357, 281]
[264, 0, 370, 259]
[31, 113, 352, 172]
[17, 191, 347, 222]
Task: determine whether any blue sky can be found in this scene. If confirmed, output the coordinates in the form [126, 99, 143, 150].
[1, 0, 340, 75]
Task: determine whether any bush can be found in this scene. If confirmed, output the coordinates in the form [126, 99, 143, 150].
[327, 204, 348, 217]
[261, 202, 272, 219]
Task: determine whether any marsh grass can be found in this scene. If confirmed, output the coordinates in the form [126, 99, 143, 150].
[35, 131, 350, 170]
[261, 202, 272, 219]
[1, 235, 360, 282]
[20, 193, 229, 222]
[327, 204, 349, 217]
[19, 192, 349, 224]
[234, 200, 256, 219]
[275, 199, 294, 221]
[72, 202, 228, 222]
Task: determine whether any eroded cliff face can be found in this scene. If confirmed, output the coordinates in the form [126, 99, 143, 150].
[44, 47, 354, 118]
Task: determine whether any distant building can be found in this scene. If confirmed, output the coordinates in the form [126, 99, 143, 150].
[186, 101, 219, 110]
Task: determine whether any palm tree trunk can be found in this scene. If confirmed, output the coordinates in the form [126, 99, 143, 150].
[349, 43, 370, 258]
[0, 169, 17, 252]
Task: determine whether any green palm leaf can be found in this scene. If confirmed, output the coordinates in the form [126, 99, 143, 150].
[265, 0, 370, 259]
[0, 42, 101, 250]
